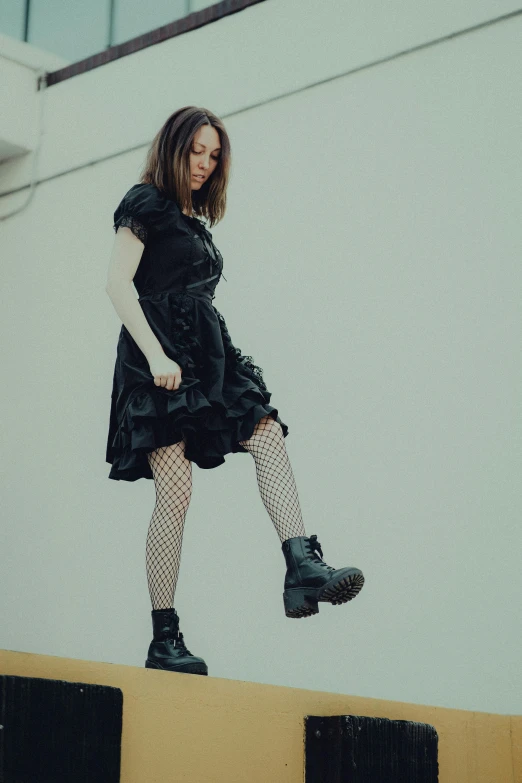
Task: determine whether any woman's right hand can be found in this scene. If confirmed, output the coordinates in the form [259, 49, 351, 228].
[148, 354, 183, 391]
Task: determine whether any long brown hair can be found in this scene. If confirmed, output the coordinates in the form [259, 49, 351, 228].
[139, 106, 231, 227]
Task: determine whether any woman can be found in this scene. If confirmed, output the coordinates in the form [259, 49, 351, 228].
[105, 106, 364, 676]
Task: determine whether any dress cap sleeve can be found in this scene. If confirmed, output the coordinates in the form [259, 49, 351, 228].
[113, 183, 176, 245]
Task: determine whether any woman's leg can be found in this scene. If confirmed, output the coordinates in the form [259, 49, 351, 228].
[239, 414, 307, 542]
[145, 440, 192, 610]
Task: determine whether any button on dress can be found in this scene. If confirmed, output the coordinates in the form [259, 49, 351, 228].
[106, 182, 289, 481]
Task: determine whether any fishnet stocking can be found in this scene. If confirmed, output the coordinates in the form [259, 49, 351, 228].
[239, 414, 307, 543]
[145, 440, 192, 610]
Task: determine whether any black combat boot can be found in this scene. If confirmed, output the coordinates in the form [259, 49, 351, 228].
[145, 608, 208, 675]
[282, 534, 365, 618]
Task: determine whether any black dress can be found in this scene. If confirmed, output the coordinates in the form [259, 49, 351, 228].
[106, 182, 289, 481]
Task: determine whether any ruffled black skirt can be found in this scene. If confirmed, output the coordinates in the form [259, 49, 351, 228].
[105, 292, 288, 481]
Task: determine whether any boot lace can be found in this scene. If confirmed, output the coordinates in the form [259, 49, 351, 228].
[168, 630, 192, 655]
[307, 534, 335, 571]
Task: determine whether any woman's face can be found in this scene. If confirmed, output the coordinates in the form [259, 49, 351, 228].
[190, 124, 221, 189]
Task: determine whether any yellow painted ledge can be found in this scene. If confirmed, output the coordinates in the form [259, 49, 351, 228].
[1, 649, 520, 783]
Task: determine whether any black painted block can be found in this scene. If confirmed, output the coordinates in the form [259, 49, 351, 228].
[0, 675, 123, 783]
[305, 714, 438, 782]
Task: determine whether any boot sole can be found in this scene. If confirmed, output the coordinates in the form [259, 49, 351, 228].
[283, 571, 365, 618]
[145, 659, 208, 675]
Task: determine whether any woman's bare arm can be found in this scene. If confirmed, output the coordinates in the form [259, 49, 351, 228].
[105, 227, 165, 364]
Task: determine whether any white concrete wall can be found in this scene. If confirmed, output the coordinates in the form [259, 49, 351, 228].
[1, 0, 521, 715]
[0, 33, 67, 158]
